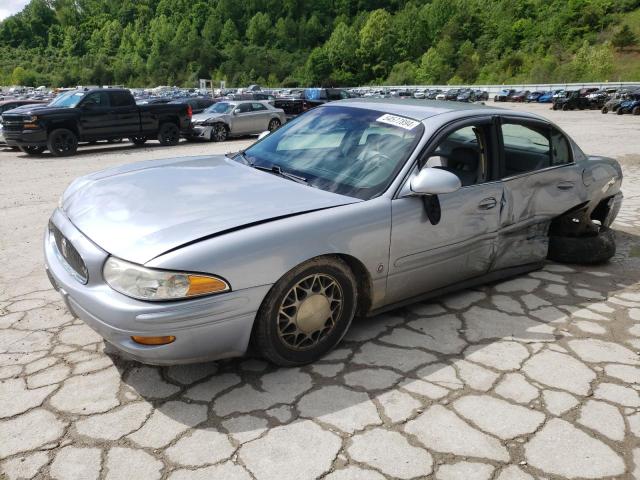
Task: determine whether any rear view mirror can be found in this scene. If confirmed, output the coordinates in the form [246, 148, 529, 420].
[410, 167, 461, 195]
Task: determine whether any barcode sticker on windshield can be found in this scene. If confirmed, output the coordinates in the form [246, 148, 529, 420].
[376, 114, 420, 130]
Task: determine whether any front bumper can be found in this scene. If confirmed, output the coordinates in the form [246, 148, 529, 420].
[190, 124, 214, 140]
[4, 128, 48, 147]
[44, 209, 271, 365]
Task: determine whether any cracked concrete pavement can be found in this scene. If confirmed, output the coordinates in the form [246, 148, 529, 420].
[1, 103, 640, 479]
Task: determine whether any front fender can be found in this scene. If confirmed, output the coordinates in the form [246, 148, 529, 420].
[146, 197, 392, 310]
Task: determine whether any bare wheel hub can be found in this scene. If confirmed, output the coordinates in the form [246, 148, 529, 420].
[277, 273, 343, 350]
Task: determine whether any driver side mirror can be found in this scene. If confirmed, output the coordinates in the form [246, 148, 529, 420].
[233, 109, 240, 115]
[410, 166, 461, 195]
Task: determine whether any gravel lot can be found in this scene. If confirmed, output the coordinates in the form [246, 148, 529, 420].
[1, 102, 640, 480]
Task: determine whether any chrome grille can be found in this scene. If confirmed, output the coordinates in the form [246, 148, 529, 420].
[49, 222, 88, 284]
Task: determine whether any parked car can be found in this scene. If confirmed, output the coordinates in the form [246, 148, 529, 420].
[456, 89, 476, 102]
[511, 90, 530, 102]
[0, 99, 48, 147]
[444, 89, 460, 100]
[435, 91, 447, 100]
[537, 91, 555, 103]
[188, 100, 286, 142]
[616, 93, 640, 115]
[274, 88, 353, 116]
[2, 88, 192, 156]
[474, 90, 489, 101]
[526, 91, 546, 102]
[494, 89, 516, 102]
[552, 90, 590, 111]
[136, 97, 171, 105]
[45, 99, 622, 365]
[169, 97, 216, 114]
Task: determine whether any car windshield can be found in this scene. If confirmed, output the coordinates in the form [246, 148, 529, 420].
[242, 106, 423, 200]
[205, 102, 234, 114]
[49, 91, 85, 108]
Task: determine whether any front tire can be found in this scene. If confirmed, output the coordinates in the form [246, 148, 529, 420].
[157, 123, 180, 146]
[211, 123, 228, 142]
[633, 106, 640, 116]
[19, 145, 46, 155]
[47, 129, 78, 157]
[601, 106, 608, 114]
[253, 257, 357, 366]
[548, 227, 615, 265]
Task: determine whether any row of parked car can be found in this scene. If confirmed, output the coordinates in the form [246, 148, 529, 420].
[493, 86, 640, 115]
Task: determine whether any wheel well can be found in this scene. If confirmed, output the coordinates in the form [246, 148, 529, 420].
[331, 253, 373, 318]
[549, 197, 614, 237]
[48, 122, 78, 135]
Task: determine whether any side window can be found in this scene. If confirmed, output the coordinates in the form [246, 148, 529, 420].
[82, 92, 109, 107]
[235, 103, 251, 113]
[109, 92, 132, 107]
[251, 102, 267, 111]
[550, 129, 572, 165]
[426, 124, 490, 187]
[501, 123, 550, 177]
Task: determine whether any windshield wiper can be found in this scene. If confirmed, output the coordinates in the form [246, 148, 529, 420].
[232, 151, 309, 185]
[252, 164, 309, 185]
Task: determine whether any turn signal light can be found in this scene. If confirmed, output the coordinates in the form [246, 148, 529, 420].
[186, 275, 228, 296]
[131, 335, 176, 346]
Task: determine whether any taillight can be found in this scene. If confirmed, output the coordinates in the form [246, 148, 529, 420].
[187, 105, 192, 118]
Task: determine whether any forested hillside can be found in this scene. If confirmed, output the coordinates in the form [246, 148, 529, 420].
[1, 0, 639, 87]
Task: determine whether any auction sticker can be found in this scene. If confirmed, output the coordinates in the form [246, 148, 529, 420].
[376, 114, 420, 130]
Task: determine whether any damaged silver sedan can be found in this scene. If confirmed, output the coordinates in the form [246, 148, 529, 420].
[45, 99, 622, 366]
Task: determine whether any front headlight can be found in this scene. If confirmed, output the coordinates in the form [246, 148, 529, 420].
[103, 257, 230, 301]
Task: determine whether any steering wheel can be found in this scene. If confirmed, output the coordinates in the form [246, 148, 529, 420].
[362, 151, 393, 168]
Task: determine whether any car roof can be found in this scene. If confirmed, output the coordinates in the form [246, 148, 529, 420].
[327, 97, 515, 121]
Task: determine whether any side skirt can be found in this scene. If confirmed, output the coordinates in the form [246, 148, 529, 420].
[367, 262, 544, 317]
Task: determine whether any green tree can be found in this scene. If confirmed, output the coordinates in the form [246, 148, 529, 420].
[612, 25, 637, 51]
[247, 12, 271, 46]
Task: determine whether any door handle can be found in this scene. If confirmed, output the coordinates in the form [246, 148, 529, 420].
[478, 197, 497, 210]
[557, 181, 574, 190]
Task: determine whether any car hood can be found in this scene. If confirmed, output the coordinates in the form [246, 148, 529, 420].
[62, 155, 360, 264]
[1, 103, 51, 115]
[192, 112, 227, 123]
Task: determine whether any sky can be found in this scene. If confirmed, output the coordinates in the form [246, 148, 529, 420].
[0, 0, 29, 21]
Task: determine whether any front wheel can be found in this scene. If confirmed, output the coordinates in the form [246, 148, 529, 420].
[19, 145, 46, 155]
[617, 108, 624, 115]
[268, 118, 281, 132]
[253, 257, 357, 366]
[211, 123, 228, 142]
[633, 106, 640, 116]
[601, 106, 609, 114]
[548, 227, 615, 265]
[157, 123, 180, 146]
[47, 129, 78, 157]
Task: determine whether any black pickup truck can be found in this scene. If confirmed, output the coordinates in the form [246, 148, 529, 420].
[274, 88, 353, 117]
[2, 88, 192, 156]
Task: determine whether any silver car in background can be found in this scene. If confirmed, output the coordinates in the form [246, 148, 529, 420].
[189, 100, 286, 142]
[45, 99, 622, 366]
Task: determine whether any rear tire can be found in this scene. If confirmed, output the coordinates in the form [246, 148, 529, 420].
[601, 106, 608, 114]
[253, 257, 357, 366]
[47, 129, 78, 157]
[548, 227, 615, 265]
[19, 145, 46, 155]
[157, 123, 180, 146]
[268, 118, 281, 132]
[617, 108, 624, 115]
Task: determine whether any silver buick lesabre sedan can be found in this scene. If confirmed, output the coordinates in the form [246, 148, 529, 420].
[45, 99, 623, 366]
[189, 100, 286, 142]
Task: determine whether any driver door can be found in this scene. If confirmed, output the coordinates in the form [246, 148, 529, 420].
[78, 92, 113, 139]
[386, 118, 503, 304]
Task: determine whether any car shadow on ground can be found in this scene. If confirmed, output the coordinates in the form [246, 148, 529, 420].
[107, 228, 640, 439]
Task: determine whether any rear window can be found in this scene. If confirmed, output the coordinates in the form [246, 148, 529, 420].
[109, 92, 133, 107]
